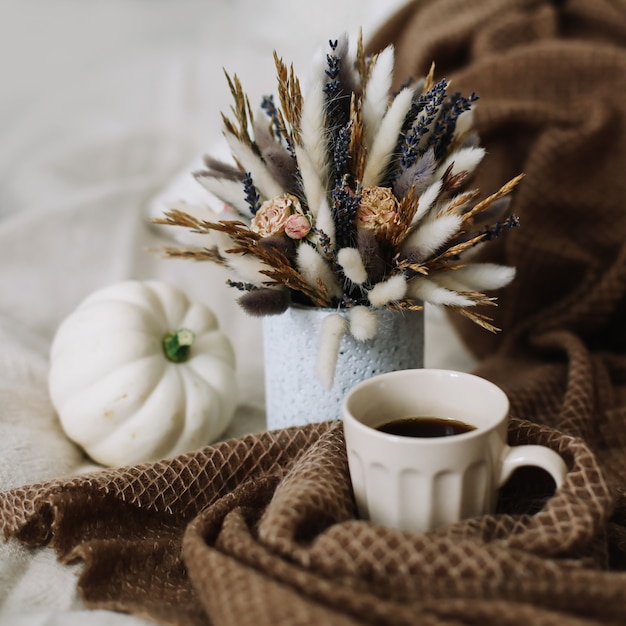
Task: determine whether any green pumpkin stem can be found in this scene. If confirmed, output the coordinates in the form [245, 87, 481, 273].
[163, 329, 195, 363]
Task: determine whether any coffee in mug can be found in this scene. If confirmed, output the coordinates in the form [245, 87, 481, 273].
[342, 369, 568, 534]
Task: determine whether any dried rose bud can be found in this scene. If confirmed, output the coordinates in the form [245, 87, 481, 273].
[356, 186, 400, 235]
[284, 213, 311, 239]
[250, 193, 302, 237]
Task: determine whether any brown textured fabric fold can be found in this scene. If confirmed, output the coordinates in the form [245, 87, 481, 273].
[0, 417, 623, 625]
[3, 0, 626, 624]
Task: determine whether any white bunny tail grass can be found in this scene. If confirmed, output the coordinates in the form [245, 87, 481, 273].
[452, 108, 474, 143]
[296, 244, 342, 297]
[224, 133, 285, 200]
[349, 306, 378, 341]
[193, 174, 253, 218]
[362, 86, 415, 187]
[435, 264, 516, 292]
[337, 247, 368, 285]
[316, 313, 347, 389]
[403, 213, 462, 258]
[368, 274, 408, 307]
[411, 180, 442, 226]
[314, 197, 336, 246]
[226, 253, 273, 287]
[435, 146, 486, 179]
[298, 85, 329, 191]
[407, 276, 475, 307]
[361, 45, 394, 148]
[294, 145, 327, 218]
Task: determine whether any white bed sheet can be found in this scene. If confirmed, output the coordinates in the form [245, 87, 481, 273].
[0, 1, 475, 623]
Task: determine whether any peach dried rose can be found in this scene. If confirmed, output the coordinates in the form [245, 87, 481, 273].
[250, 194, 302, 237]
[356, 186, 400, 234]
[284, 213, 311, 239]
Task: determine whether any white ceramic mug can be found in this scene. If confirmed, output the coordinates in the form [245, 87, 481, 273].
[342, 369, 568, 534]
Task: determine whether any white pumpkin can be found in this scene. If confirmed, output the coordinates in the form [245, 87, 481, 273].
[48, 280, 238, 466]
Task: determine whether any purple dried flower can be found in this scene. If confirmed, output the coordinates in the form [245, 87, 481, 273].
[382, 79, 448, 186]
[331, 122, 352, 186]
[331, 179, 361, 249]
[428, 91, 479, 159]
[481, 214, 520, 241]
[324, 38, 353, 162]
[325, 40, 341, 79]
[243, 172, 261, 215]
[260, 96, 280, 145]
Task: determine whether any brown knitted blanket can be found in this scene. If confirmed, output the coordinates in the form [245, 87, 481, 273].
[3, 0, 626, 624]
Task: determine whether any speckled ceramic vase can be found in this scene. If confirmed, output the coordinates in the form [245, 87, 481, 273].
[262, 305, 424, 430]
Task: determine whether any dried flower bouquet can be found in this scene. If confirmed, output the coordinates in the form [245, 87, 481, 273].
[156, 33, 521, 353]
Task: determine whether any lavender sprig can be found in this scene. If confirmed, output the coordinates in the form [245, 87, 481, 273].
[324, 40, 352, 160]
[227, 279, 260, 291]
[315, 227, 334, 254]
[325, 40, 341, 79]
[399, 79, 449, 170]
[243, 172, 261, 215]
[331, 122, 353, 186]
[323, 39, 342, 127]
[261, 94, 295, 155]
[313, 227, 339, 271]
[428, 91, 479, 159]
[331, 177, 361, 249]
[261, 95, 281, 139]
[481, 214, 520, 241]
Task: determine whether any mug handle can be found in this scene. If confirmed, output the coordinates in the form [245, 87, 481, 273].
[499, 445, 568, 488]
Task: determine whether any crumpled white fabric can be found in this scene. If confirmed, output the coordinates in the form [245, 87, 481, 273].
[0, 1, 474, 623]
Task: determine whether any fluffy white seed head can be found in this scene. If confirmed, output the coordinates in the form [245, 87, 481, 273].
[411, 180, 442, 226]
[337, 247, 368, 285]
[406, 276, 474, 307]
[435, 264, 516, 292]
[349, 306, 378, 341]
[362, 86, 415, 187]
[453, 109, 474, 142]
[296, 244, 342, 297]
[361, 45, 394, 148]
[224, 133, 284, 199]
[435, 146, 486, 180]
[300, 79, 329, 183]
[294, 145, 327, 217]
[316, 313, 347, 389]
[226, 254, 273, 287]
[403, 214, 462, 258]
[194, 175, 253, 218]
[368, 274, 408, 307]
[314, 197, 336, 245]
